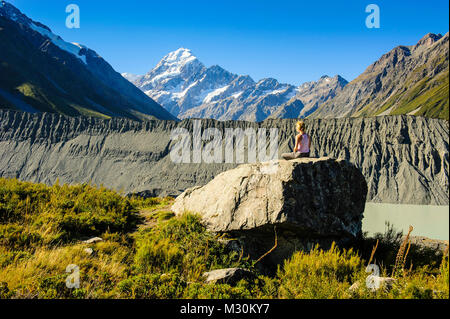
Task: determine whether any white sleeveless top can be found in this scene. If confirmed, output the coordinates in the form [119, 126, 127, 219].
[297, 134, 310, 153]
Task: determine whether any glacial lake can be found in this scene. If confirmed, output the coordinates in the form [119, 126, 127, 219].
[362, 203, 449, 240]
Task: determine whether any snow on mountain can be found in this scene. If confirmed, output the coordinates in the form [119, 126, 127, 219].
[203, 85, 229, 103]
[121, 73, 142, 83]
[144, 48, 199, 86]
[269, 75, 348, 119]
[1, 1, 87, 64]
[29, 23, 88, 64]
[125, 48, 311, 121]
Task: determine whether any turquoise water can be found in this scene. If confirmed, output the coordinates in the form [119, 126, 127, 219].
[362, 203, 449, 240]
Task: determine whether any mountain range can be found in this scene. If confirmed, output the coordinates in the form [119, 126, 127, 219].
[312, 32, 449, 119]
[1, 1, 448, 122]
[269, 75, 348, 119]
[123, 49, 348, 121]
[0, 1, 175, 121]
[125, 33, 448, 121]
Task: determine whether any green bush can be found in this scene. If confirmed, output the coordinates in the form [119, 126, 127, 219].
[38, 274, 72, 299]
[0, 178, 50, 223]
[0, 282, 11, 299]
[278, 243, 362, 299]
[134, 213, 249, 281]
[116, 273, 186, 299]
[0, 179, 142, 246]
[183, 275, 280, 299]
[0, 249, 32, 267]
[183, 281, 253, 299]
[356, 222, 444, 273]
[0, 224, 42, 249]
[436, 254, 449, 299]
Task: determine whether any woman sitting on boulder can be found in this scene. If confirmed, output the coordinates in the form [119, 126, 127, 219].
[281, 120, 311, 160]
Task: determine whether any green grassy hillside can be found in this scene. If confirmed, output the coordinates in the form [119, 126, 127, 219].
[372, 70, 449, 120]
[0, 178, 448, 299]
[314, 33, 449, 121]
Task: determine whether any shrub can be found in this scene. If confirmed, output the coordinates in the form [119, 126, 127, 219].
[0, 178, 50, 223]
[436, 253, 449, 298]
[183, 282, 252, 299]
[0, 224, 42, 249]
[134, 213, 249, 281]
[278, 243, 362, 299]
[116, 273, 186, 299]
[37, 274, 72, 299]
[357, 222, 444, 273]
[0, 282, 11, 299]
[0, 178, 142, 247]
[0, 248, 32, 267]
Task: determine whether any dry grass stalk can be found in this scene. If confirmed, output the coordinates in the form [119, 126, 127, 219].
[254, 226, 278, 265]
[367, 239, 379, 266]
[237, 244, 244, 264]
[402, 240, 412, 270]
[393, 225, 414, 276]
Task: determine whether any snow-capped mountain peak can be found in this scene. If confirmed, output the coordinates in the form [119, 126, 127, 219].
[123, 49, 348, 121]
[136, 48, 205, 91]
[123, 49, 302, 121]
[153, 48, 201, 73]
[162, 48, 196, 64]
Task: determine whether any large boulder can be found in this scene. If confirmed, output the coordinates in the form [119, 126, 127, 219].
[172, 157, 368, 272]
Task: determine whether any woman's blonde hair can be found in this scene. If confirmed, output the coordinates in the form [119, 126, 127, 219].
[296, 120, 306, 132]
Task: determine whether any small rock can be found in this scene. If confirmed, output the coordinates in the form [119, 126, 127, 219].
[203, 268, 255, 286]
[82, 237, 103, 244]
[83, 248, 94, 255]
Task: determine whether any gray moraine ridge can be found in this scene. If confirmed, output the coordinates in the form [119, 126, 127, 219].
[0, 110, 448, 206]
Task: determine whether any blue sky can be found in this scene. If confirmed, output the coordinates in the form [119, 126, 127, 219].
[8, 0, 449, 85]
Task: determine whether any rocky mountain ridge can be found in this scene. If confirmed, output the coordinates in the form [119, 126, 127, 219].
[124, 32, 448, 122]
[269, 75, 348, 119]
[0, 1, 175, 121]
[123, 49, 347, 121]
[0, 110, 448, 206]
[312, 32, 449, 119]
